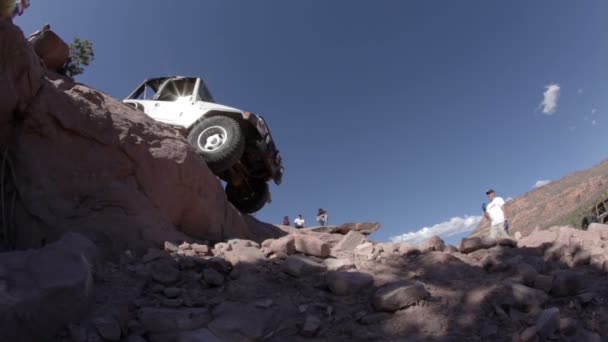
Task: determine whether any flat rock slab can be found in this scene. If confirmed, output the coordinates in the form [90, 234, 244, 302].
[223, 246, 266, 266]
[331, 230, 366, 258]
[327, 271, 374, 296]
[373, 281, 430, 312]
[324, 258, 355, 271]
[283, 255, 327, 277]
[208, 302, 279, 341]
[303, 222, 381, 235]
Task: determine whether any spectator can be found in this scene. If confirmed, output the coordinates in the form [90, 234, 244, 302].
[294, 214, 305, 229]
[483, 189, 509, 239]
[282, 216, 290, 226]
[316, 208, 328, 226]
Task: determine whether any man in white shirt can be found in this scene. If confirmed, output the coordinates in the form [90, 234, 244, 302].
[483, 189, 509, 239]
[294, 214, 305, 229]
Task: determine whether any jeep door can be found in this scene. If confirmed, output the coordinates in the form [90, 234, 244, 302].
[150, 78, 198, 126]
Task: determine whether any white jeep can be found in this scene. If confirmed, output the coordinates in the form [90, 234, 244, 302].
[123, 76, 284, 213]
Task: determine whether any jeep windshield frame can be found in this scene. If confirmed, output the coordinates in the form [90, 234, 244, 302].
[126, 77, 216, 103]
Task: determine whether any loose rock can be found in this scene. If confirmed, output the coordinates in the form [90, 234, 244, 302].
[373, 281, 430, 312]
[326, 271, 374, 296]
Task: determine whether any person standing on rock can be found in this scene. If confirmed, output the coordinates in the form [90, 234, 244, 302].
[316, 208, 328, 226]
[294, 214, 305, 228]
[282, 216, 290, 226]
[483, 189, 509, 239]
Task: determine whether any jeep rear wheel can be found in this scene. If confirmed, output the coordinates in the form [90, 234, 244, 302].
[188, 116, 245, 172]
[582, 216, 598, 230]
[226, 180, 269, 214]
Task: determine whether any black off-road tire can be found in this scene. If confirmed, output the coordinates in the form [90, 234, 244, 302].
[226, 180, 269, 214]
[187, 116, 245, 172]
[581, 216, 598, 230]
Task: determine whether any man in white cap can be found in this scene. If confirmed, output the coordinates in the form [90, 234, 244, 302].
[483, 189, 509, 239]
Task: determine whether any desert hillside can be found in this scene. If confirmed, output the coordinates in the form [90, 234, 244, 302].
[471, 160, 608, 239]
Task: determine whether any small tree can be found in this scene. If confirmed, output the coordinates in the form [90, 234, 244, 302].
[65, 37, 94, 78]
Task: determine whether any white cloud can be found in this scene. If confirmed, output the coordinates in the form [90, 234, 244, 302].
[592, 120, 597, 126]
[591, 108, 597, 115]
[540, 84, 560, 115]
[533, 179, 551, 189]
[578, 88, 583, 94]
[390, 215, 483, 243]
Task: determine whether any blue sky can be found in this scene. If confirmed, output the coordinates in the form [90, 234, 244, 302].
[15, 1, 608, 244]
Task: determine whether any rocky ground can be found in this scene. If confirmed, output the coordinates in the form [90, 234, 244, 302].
[4, 222, 606, 341]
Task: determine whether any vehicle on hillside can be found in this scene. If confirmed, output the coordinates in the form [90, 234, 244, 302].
[581, 197, 608, 230]
[123, 76, 283, 214]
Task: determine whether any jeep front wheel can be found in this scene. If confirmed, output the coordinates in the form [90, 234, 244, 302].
[226, 180, 269, 214]
[187, 116, 245, 172]
[582, 216, 598, 230]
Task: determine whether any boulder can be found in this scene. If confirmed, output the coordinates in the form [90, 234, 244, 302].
[354, 242, 375, 260]
[497, 237, 517, 248]
[191, 243, 210, 255]
[482, 254, 509, 273]
[0, 233, 97, 342]
[324, 258, 355, 271]
[333, 222, 381, 235]
[533, 274, 554, 293]
[520, 326, 537, 342]
[283, 255, 327, 277]
[301, 315, 321, 337]
[149, 259, 180, 285]
[372, 281, 430, 312]
[551, 270, 582, 297]
[326, 271, 374, 296]
[587, 223, 608, 239]
[535, 307, 560, 338]
[269, 235, 296, 258]
[571, 249, 591, 267]
[444, 245, 459, 253]
[510, 284, 548, 310]
[419, 235, 445, 252]
[517, 263, 539, 286]
[294, 234, 330, 258]
[397, 242, 420, 256]
[331, 230, 366, 257]
[459, 237, 483, 254]
[214, 239, 266, 266]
